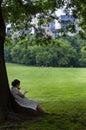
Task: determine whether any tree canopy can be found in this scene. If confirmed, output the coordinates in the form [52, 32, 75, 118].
[1, 0, 86, 36]
[1, 0, 63, 29]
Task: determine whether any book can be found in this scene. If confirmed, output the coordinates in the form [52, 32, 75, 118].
[22, 90, 28, 95]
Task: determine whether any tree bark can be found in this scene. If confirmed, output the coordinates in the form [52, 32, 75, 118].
[0, 4, 12, 120]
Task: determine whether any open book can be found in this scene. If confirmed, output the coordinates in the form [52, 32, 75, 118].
[22, 90, 28, 95]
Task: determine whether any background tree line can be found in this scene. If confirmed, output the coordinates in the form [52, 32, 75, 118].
[4, 34, 86, 67]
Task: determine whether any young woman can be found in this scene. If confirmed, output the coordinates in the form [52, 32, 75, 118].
[11, 79, 46, 113]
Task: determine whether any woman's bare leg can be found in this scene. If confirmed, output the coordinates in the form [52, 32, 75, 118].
[37, 104, 46, 113]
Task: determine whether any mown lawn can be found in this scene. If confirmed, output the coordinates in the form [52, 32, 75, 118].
[4, 63, 86, 130]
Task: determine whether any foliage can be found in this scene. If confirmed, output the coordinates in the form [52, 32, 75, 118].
[4, 35, 78, 67]
[1, 0, 86, 37]
[64, 0, 86, 38]
[1, 0, 64, 35]
[5, 34, 86, 67]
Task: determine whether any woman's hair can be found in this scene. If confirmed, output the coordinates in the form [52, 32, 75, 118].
[11, 79, 20, 87]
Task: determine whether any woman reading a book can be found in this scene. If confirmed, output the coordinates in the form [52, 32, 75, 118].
[11, 79, 46, 113]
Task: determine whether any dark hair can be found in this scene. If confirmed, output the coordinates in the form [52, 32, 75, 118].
[11, 79, 20, 87]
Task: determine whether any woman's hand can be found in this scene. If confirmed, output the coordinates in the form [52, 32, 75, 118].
[22, 90, 28, 95]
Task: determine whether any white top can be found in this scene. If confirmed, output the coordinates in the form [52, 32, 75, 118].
[11, 87, 38, 110]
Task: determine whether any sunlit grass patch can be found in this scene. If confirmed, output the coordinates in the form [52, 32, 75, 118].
[6, 63, 86, 129]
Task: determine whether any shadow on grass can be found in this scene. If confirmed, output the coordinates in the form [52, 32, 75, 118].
[22, 113, 86, 130]
[1, 112, 86, 130]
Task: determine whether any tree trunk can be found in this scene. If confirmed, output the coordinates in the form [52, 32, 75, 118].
[0, 5, 43, 121]
[0, 4, 12, 120]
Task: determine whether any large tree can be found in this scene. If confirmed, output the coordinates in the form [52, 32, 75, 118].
[0, 0, 86, 121]
[0, 0, 65, 121]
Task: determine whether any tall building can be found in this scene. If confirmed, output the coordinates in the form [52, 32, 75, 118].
[60, 15, 76, 32]
[42, 21, 56, 38]
[6, 15, 76, 38]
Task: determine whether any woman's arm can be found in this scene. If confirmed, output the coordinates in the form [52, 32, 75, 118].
[17, 91, 24, 98]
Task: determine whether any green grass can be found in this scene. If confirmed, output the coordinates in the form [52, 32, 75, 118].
[5, 63, 86, 129]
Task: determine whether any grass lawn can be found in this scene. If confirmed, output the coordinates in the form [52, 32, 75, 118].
[4, 63, 86, 129]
